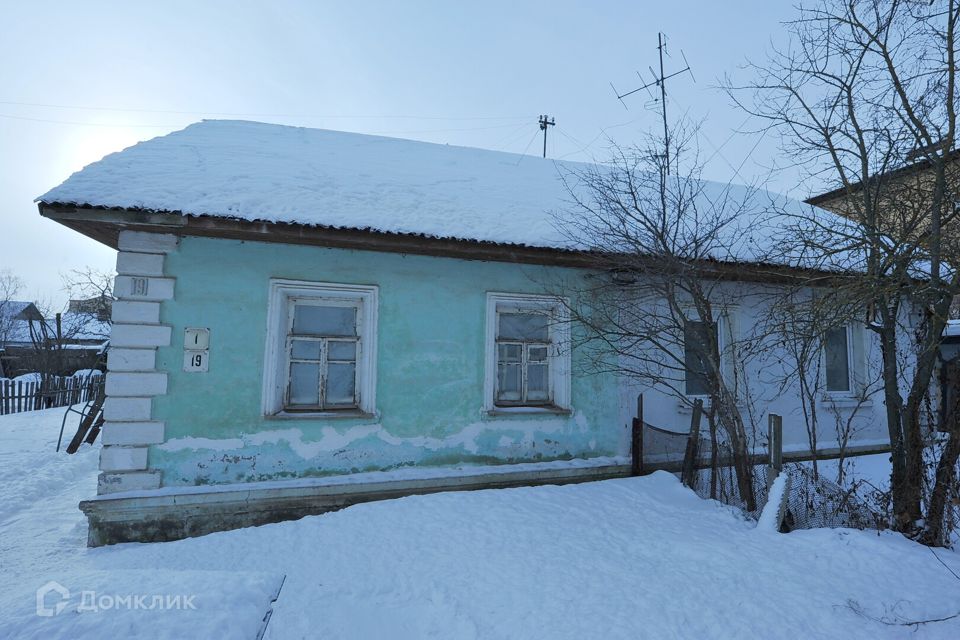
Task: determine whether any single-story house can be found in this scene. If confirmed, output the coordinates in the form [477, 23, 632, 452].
[37, 120, 893, 545]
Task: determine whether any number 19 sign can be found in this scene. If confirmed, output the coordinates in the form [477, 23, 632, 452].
[183, 328, 210, 372]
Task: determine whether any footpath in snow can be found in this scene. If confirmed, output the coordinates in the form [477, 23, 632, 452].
[2, 407, 960, 639]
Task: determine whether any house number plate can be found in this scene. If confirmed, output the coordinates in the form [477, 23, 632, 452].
[183, 328, 210, 372]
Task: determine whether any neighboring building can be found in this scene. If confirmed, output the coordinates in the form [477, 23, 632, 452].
[0, 301, 43, 377]
[808, 151, 960, 429]
[38, 120, 895, 545]
[69, 294, 113, 322]
[806, 148, 960, 288]
[805, 148, 960, 209]
[0, 299, 108, 378]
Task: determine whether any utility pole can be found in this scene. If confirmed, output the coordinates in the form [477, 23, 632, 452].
[609, 32, 693, 174]
[538, 115, 555, 158]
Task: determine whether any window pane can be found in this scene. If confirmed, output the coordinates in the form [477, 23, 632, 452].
[328, 340, 357, 361]
[326, 362, 356, 405]
[499, 312, 549, 341]
[825, 328, 851, 392]
[293, 304, 356, 336]
[497, 363, 522, 401]
[684, 320, 715, 395]
[528, 345, 548, 362]
[528, 363, 549, 400]
[290, 339, 322, 360]
[289, 362, 320, 406]
[498, 343, 522, 362]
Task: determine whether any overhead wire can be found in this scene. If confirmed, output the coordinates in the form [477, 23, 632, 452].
[514, 129, 542, 165]
[0, 111, 536, 137]
[0, 113, 179, 128]
[0, 99, 530, 122]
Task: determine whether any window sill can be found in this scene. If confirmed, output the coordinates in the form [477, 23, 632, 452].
[820, 395, 872, 409]
[487, 405, 572, 417]
[676, 396, 749, 414]
[265, 410, 377, 421]
[677, 396, 711, 413]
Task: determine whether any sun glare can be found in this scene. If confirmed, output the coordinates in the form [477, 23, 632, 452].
[59, 123, 162, 174]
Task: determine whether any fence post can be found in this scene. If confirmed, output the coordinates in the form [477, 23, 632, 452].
[631, 394, 644, 476]
[767, 413, 783, 491]
[681, 399, 704, 488]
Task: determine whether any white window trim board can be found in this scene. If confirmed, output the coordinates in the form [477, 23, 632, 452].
[484, 292, 571, 413]
[262, 279, 378, 417]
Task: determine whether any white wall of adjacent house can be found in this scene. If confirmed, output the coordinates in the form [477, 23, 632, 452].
[615, 282, 891, 457]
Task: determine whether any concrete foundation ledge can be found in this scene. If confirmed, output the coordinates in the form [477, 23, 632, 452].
[79, 459, 632, 547]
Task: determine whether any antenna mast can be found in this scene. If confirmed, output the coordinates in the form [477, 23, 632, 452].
[609, 32, 693, 174]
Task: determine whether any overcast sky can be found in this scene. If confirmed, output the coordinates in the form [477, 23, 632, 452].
[0, 1, 800, 307]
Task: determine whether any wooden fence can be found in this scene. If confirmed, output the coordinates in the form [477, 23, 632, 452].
[0, 376, 103, 416]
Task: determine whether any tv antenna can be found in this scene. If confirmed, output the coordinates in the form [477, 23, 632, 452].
[609, 32, 694, 174]
[538, 115, 555, 158]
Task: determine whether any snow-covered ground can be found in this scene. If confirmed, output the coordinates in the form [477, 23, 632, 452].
[3, 407, 960, 639]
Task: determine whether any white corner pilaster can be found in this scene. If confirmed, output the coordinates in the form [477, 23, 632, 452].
[99, 231, 178, 494]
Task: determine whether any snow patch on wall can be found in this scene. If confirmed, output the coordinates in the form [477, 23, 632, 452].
[159, 414, 589, 459]
[152, 412, 612, 487]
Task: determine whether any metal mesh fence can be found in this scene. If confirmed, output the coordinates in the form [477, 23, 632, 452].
[641, 421, 884, 531]
[779, 464, 885, 531]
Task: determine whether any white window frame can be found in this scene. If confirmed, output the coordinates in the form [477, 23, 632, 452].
[823, 324, 855, 395]
[262, 279, 378, 417]
[484, 292, 571, 413]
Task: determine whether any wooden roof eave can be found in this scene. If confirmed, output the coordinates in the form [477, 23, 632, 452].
[37, 202, 848, 287]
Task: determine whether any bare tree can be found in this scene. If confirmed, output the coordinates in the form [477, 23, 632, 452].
[764, 291, 829, 480]
[762, 288, 882, 482]
[15, 267, 113, 394]
[0, 269, 25, 346]
[730, 0, 960, 543]
[61, 267, 114, 324]
[553, 123, 763, 510]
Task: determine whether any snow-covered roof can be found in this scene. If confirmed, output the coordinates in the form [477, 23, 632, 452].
[1, 320, 33, 345]
[0, 301, 39, 321]
[38, 120, 856, 269]
[60, 312, 110, 342]
[0, 310, 109, 346]
[1, 302, 40, 345]
[945, 320, 960, 337]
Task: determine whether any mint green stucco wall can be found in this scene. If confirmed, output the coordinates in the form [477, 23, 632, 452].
[150, 236, 622, 486]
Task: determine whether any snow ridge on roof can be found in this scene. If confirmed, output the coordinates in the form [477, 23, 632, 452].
[38, 119, 851, 269]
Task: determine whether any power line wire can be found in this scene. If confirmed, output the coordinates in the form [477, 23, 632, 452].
[0, 112, 534, 136]
[493, 122, 539, 151]
[554, 127, 595, 161]
[360, 122, 540, 136]
[701, 115, 755, 167]
[554, 117, 644, 160]
[0, 113, 178, 128]
[0, 99, 530, 122]
[515, 129, 542, 165]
